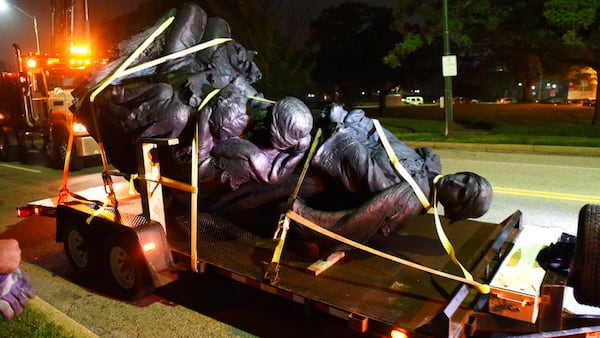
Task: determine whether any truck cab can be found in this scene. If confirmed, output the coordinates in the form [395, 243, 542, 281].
[0, 48, 100, 170]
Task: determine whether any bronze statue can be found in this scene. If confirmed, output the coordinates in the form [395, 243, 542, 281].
[71, 2, 492, 255]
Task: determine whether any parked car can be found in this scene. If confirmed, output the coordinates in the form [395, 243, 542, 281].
[582, 99, 596, 107]
[402, 96, 424, 105]
[538, 97, 569, 105]
[496, 97, 516, 104]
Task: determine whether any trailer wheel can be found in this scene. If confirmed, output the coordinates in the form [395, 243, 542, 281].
[51, 129, 84, 171]
[0, 130, 18, 162]
[104, 236, 154, 300]
[63, 224, 96, 277]
[573, 204, 600, 306]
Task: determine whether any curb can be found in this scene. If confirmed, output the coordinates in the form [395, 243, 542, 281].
[28, 297, 99, 338]
[18, 263, 100, 338]
[19, 262, 255, 338]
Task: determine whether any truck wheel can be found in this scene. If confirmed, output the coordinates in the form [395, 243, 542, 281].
[573, 204, 600, 306]
[51, 129, 84, 171]
[63, 224, 96, 278]
[104, 236, 154, 300]
[0, 130, 18, 162]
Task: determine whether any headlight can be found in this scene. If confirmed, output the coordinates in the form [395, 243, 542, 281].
[73, 122, 89, 134]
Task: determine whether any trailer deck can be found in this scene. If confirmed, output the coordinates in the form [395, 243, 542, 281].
[166, 207, 520, 336]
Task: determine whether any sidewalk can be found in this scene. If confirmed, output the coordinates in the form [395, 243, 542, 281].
[20, 263, 255, 338]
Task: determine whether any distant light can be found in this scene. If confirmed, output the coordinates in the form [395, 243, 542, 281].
[552, 84, 557, 88]
[361, 91, 366, 95]
[518, 82, 523, 86]
[531, 85, 536, 90]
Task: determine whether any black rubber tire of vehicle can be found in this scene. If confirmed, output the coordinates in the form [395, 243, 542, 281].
[573, 204, 600, 306]
[104, 236, 154, 300]
[0, 130, 19, 162]
[51, 129, 84, 171]
[63, 224, 97, 278]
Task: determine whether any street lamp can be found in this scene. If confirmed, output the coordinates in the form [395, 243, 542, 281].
[0, 0, 40, 55]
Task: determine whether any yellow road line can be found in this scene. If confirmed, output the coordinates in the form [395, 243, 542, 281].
[494, 186, 600, 203]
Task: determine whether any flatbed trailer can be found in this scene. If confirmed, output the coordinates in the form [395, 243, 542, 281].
[18, 138, 600, 337]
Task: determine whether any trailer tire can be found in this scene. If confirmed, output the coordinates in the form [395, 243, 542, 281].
[51, 129, 84, 171]
[104, 236, 154, 300]
[573, 204, 600, 306]
[0, 130, 18, 162]
[63, 224, 97, 278]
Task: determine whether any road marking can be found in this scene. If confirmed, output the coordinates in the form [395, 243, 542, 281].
[495, 186, 600, 203]
[0, 164, 42, 173]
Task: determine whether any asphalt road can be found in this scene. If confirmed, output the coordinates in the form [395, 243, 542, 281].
[1, 146, 600, 337]
[433, 147, 600, 235]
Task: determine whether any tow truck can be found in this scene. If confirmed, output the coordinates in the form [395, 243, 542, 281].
[0, 47, 101, 169]
[0, 0, 101, 170]
[15, 11, 600, 338]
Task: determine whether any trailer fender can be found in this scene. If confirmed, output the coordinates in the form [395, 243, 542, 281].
[132, 220, 176, 289]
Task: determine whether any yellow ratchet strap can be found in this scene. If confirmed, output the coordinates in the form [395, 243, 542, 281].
[372, 119, 487, 291]
[248, 96, 276, 105]
[432, 175, 473, 280]
[372, 119, 432, 210]
[85, 195, 114, 224]
[265, 128, 323, 282]
[286, 210, 490, 294]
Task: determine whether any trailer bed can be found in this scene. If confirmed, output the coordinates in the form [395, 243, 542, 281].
[167, 206, 519, 335]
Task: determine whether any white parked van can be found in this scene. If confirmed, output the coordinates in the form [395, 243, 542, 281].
[402, 96, 424, 105]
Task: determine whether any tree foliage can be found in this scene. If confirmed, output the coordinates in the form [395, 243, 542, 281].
[307, 2, 402, 106]
[384, 0, 600, 123]
[543, 0, 600, 124]
[207, 0, 315, 99]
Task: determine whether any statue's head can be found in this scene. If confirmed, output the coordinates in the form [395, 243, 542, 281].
[270, 97, 313, 150]
[435, 172, 493, 222]
[210, 92, 248, 140]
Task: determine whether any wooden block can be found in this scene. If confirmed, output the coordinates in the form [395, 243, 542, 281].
[307, 251, 345, 276]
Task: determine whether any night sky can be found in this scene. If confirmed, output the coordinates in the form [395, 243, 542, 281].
[0, 0, 146, 65]
[0, 0, 394, 68]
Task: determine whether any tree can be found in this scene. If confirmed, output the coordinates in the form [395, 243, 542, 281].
[307, 2, 402, 108]
[207, 0, 315, 99]
[385, 0, 600, 125]
[544, 0, 600, 125]
[385, 0, 553, 103]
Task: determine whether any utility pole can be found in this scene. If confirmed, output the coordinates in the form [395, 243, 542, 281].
[442, 0, 455, 137]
